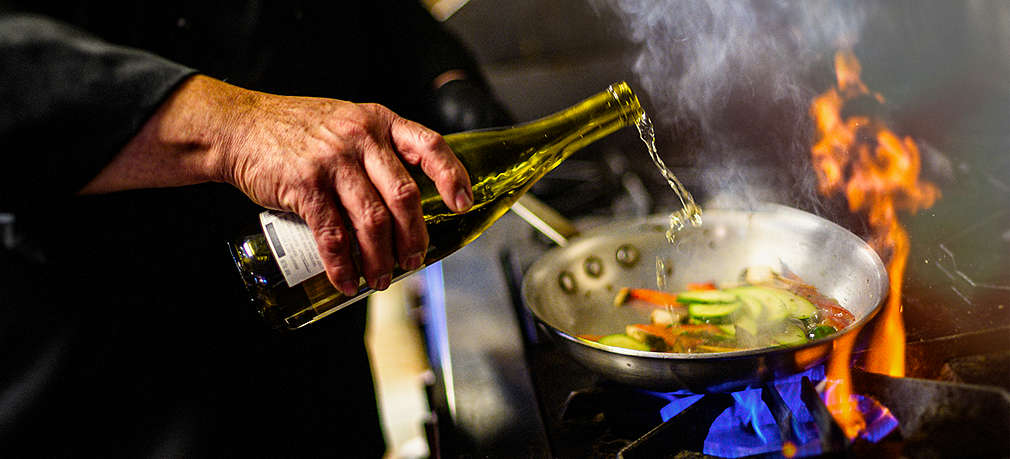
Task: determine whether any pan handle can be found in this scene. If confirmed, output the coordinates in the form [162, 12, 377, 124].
[511, 194, 580, 246]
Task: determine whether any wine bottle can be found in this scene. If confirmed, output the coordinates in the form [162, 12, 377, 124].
[228, 81, 645, 330]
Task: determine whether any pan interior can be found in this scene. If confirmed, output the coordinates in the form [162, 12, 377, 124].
[522, 204, 888, 347]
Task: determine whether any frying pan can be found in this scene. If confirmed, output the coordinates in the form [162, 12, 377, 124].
[516, 196, 888, 393]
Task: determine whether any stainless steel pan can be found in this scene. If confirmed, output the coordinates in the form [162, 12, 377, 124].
[517, 197, 888, 393]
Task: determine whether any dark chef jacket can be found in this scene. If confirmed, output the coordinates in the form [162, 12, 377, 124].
[0, 1, 483, 456]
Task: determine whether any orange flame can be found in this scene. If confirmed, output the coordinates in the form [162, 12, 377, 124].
[810, 50, 940, 438]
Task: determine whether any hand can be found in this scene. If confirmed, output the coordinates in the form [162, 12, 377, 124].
[222, 85, 474, 294]
[81, 75, 473, 295]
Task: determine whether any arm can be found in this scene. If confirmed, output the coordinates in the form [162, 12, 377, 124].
[0, 13, 195, 203]
[84, 75, 474, 294]
[1, 14, 473, 295]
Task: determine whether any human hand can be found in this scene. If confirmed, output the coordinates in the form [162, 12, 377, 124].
[216, 81, 473, 295]
[82, 75, 473, 295]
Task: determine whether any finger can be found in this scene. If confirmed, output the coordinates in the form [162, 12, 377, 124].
[300, 193, 361, 296]
[359, 139, 429, 272]
[331, 154, 395, 291]
[389, 116, 473, 213]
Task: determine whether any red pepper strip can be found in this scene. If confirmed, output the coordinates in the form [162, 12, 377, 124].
[626, 288, 684, 307]
[686, 282, 717, 291]
[576, 334, 602, 342]
[790, 285, 856, 329]
[819, 301, 856, 330]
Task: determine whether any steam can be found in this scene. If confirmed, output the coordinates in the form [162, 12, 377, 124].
[591, 0, 871, 211]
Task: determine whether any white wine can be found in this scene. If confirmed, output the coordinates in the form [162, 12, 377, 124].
[229, 82, 646, 330]
[634, 113, 702, 242]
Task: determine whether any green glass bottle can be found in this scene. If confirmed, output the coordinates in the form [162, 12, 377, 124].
[229, 81, 645, 330]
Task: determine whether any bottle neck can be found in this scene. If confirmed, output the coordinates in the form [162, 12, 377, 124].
[554, 81, 644, 163]
[431, 81, 644, 214]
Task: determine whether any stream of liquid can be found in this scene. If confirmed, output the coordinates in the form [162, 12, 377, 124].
[635, 114, 703, 243]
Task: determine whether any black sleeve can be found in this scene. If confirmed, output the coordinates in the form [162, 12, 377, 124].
[382, 0, 483, 90]
[0, 13, 196, 210]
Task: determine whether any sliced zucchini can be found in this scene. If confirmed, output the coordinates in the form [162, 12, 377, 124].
[676, 289, 738, 304]
[598, 333, 651, 351]
[772, 323, 808, 346]
[759, 287, 818, 320]
[735, 315, 758, 337]
[734, 291, 764, 318]
[725, 286, 788, 323]
[688, 302, 740, 324]
[717, 324, 736, 337]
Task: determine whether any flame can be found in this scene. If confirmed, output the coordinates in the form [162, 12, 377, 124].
[810, 50, 940, 438]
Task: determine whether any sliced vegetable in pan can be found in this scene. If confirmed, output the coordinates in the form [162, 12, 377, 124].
[592, 266, 856, 353]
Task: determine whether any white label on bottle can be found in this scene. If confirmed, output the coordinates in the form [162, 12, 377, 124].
[259, 211, 326, 287]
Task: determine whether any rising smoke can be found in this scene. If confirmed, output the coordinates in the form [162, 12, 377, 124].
[591, 0, 871, 210]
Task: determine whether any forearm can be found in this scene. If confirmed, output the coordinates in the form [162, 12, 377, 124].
[79, 75, 242, 194]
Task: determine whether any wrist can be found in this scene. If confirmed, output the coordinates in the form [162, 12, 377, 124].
[154, 75, 255, 186]
[79, 74, 252, 193]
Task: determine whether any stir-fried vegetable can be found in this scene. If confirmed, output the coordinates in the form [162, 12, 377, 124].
[592, 266, 856, 353]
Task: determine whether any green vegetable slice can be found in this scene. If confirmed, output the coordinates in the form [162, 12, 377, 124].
[735, 315, 758, 337]
[598, 333, 651, 351]
[760, 286, 818, 320]
[725, 286, 788, 323]
[676, 289, 738, 304]
[808, 324, 838, 340]
[688, 302, 740, 324]
[772, 323, 808, 346]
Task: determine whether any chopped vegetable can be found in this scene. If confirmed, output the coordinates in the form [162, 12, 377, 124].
[676, 289, 738, 304]
[717, 324, 736, 337]
[686, 282, 717, 291]
[589, 267, 855, 354]
[626, 324, 679, 350]
[613, 287, 630, 307]
[735, 315, 758, 337]
[616, 287, 684, 307]
[807, 325, 837, 340]
[673, 324, 726, 336]
[725, 286, 789, 323]
[650, 308, 680, 326]
[598, 334, 650, 351]
[772, 323, 808, 346]
[687, 302, 740, 324]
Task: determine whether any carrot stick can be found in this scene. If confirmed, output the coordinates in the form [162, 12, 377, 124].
[626, 288, 683, 306]
[686, 282, 717, 291]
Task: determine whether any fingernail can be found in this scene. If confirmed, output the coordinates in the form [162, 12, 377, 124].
[375, 273, 392, 291]
[339, 280, 359, 296]
[404, 252, 424, 271]
[454, 189, 473, 212]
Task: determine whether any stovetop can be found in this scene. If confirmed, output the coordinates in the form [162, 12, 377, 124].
[497, 225, 1010, 458]
[416, 159, 1010, 458]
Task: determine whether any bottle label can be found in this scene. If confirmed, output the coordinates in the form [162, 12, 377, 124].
[259, 211, 326, 287]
